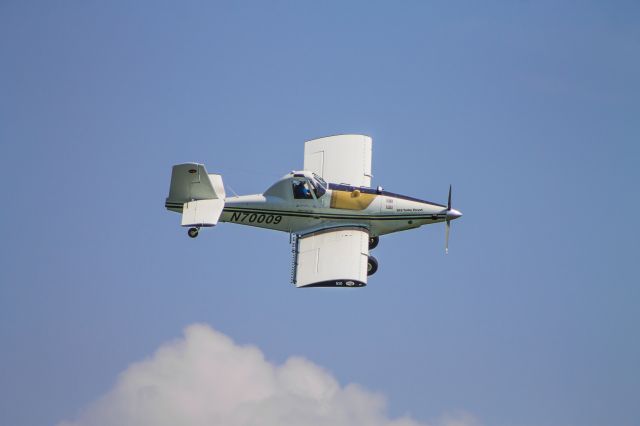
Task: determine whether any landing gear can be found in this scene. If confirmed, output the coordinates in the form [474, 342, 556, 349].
[367, 255, 378, 276]
[187, 227, 199, 238]
[368, 236, 379, 250]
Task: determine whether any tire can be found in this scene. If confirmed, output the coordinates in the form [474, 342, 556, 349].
[367, 255, 378, 276]
[187, 227, 199, 238]
[368, 236, 379, 250]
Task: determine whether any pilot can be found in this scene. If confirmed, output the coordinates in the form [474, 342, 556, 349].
[294, 181, 311, 199]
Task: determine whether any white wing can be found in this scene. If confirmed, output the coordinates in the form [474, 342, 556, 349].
[303, 134, 372, 187]
[292, 226, 370, 288]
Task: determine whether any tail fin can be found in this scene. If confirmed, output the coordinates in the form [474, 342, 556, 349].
[165, 163, 226, 227]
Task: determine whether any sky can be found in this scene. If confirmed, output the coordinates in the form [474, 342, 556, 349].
[1, 1, 639, 425]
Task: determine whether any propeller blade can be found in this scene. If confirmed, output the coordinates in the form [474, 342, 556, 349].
[445, 185, 452, 254]
[445, 219, 450, 254]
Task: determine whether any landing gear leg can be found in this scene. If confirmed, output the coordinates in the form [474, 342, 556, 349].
[187, 227, 199, 238]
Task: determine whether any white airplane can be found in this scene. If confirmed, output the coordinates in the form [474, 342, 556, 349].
[165, 134, 462, 288]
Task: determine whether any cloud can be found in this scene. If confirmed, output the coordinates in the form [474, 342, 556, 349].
[59, 324, 478, 426]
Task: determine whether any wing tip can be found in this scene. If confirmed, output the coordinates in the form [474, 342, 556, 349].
[296, 279, 366, 288]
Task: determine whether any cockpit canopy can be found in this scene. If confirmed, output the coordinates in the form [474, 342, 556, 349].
[263, 171, 328, 200]
[291, 172, 327, 199]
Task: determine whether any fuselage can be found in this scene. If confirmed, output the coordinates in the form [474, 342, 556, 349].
[218, 173, 458, 237]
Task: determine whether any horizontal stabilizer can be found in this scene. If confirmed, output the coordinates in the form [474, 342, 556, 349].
[181, 199, 225, 227]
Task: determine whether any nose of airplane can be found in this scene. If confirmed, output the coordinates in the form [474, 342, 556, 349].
[447, 209, 463, 220]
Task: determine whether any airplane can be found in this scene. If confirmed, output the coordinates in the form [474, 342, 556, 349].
[165, 134, 462, 288]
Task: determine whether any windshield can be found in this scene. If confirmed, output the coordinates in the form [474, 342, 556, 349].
[313, 173, 327, 190]
[311, 174, 326, 198]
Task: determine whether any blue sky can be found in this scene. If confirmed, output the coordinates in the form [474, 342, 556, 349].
[1, 1, 639, 425]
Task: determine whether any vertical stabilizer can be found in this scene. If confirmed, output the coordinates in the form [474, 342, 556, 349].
[165, 163, 226, 227]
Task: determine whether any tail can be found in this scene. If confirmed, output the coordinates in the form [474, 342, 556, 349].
[165, 163, 226, 227]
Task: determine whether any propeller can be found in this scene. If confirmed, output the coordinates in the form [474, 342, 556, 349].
[444, 185, 462, 254]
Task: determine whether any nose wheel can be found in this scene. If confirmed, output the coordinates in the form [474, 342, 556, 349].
[187, 227, 199, 238]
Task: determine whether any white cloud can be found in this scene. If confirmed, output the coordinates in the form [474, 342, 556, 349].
[59, 324, 479, 426]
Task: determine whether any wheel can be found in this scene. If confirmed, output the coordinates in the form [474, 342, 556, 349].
[367, 255, 378, 276]
[187, 227, 199, 238]
[368, 236, 379, 250]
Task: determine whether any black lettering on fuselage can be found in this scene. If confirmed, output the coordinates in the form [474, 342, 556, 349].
[229, 211, 282, 225]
